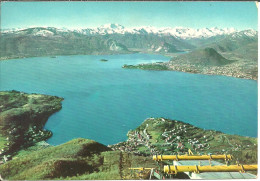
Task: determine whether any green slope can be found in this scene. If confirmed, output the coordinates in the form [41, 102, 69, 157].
[0, 91, 63, 155]
[111, 118, 257, 165]
[0, 138, 156, 180]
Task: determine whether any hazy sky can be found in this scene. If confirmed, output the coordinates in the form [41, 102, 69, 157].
[1, 1, 258, 30]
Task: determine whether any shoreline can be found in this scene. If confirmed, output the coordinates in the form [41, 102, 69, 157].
[1, 52, 257, 81]
[122, 62, 258, 81]
[0, 51, 135, 62]
[0, 91, 63, 161]
[160, 67, 258, 81]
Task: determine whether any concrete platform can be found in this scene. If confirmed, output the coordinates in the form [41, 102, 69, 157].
[174, 160, 257, 179]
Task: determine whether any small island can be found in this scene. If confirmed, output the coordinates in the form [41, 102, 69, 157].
[122, 63, 169, 70]
[100, 59, 108, 62]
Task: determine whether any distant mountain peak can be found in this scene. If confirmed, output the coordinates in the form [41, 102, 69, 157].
[100, 23, 125, 29]
[231, 29, 257, 38]
[172, 47, 235, 66]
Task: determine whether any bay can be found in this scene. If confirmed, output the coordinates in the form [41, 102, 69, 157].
[0, 54, 257, 145]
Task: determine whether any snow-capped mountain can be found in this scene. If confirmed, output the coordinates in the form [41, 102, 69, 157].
[64, 23, 239, 39]
[230, 29, 258, 38]
[156, 27, 237, 39]
[75, 24, 256, 39]
[33, 29, 54, 37]
[3, 23, 256, 40]
[1, 23, 257, 65]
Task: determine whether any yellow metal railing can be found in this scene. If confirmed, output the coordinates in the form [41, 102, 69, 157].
[153, 154, 232, 161]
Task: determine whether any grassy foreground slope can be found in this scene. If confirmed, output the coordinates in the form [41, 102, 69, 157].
[0, 138, 156, 180]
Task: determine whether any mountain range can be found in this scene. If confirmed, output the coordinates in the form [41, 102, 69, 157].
[0, 23, 258, 79]
[0, 24, 257, 59]
[2, 23, 256, 39]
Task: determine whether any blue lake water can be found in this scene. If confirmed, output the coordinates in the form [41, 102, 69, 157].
[0, 54, 257, 145]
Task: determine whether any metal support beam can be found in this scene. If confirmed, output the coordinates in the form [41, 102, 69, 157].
[164, 164, 258, 174]
[129, 167, 154, 171]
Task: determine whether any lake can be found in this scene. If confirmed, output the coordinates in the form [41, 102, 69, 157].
[0, 54, 257, 145]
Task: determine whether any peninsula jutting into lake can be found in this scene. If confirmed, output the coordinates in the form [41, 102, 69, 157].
[0, 1, 258, 180]
[0, 91, 257, 179]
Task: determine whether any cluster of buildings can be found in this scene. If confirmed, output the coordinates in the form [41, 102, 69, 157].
[0, 126, 51, 165]
[110, 123, 160, 155]
[168, 62, 256, 80]
[110, 117, 252, 158]
[160, 122, 213, 154]
[110, 118, 214, 155]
